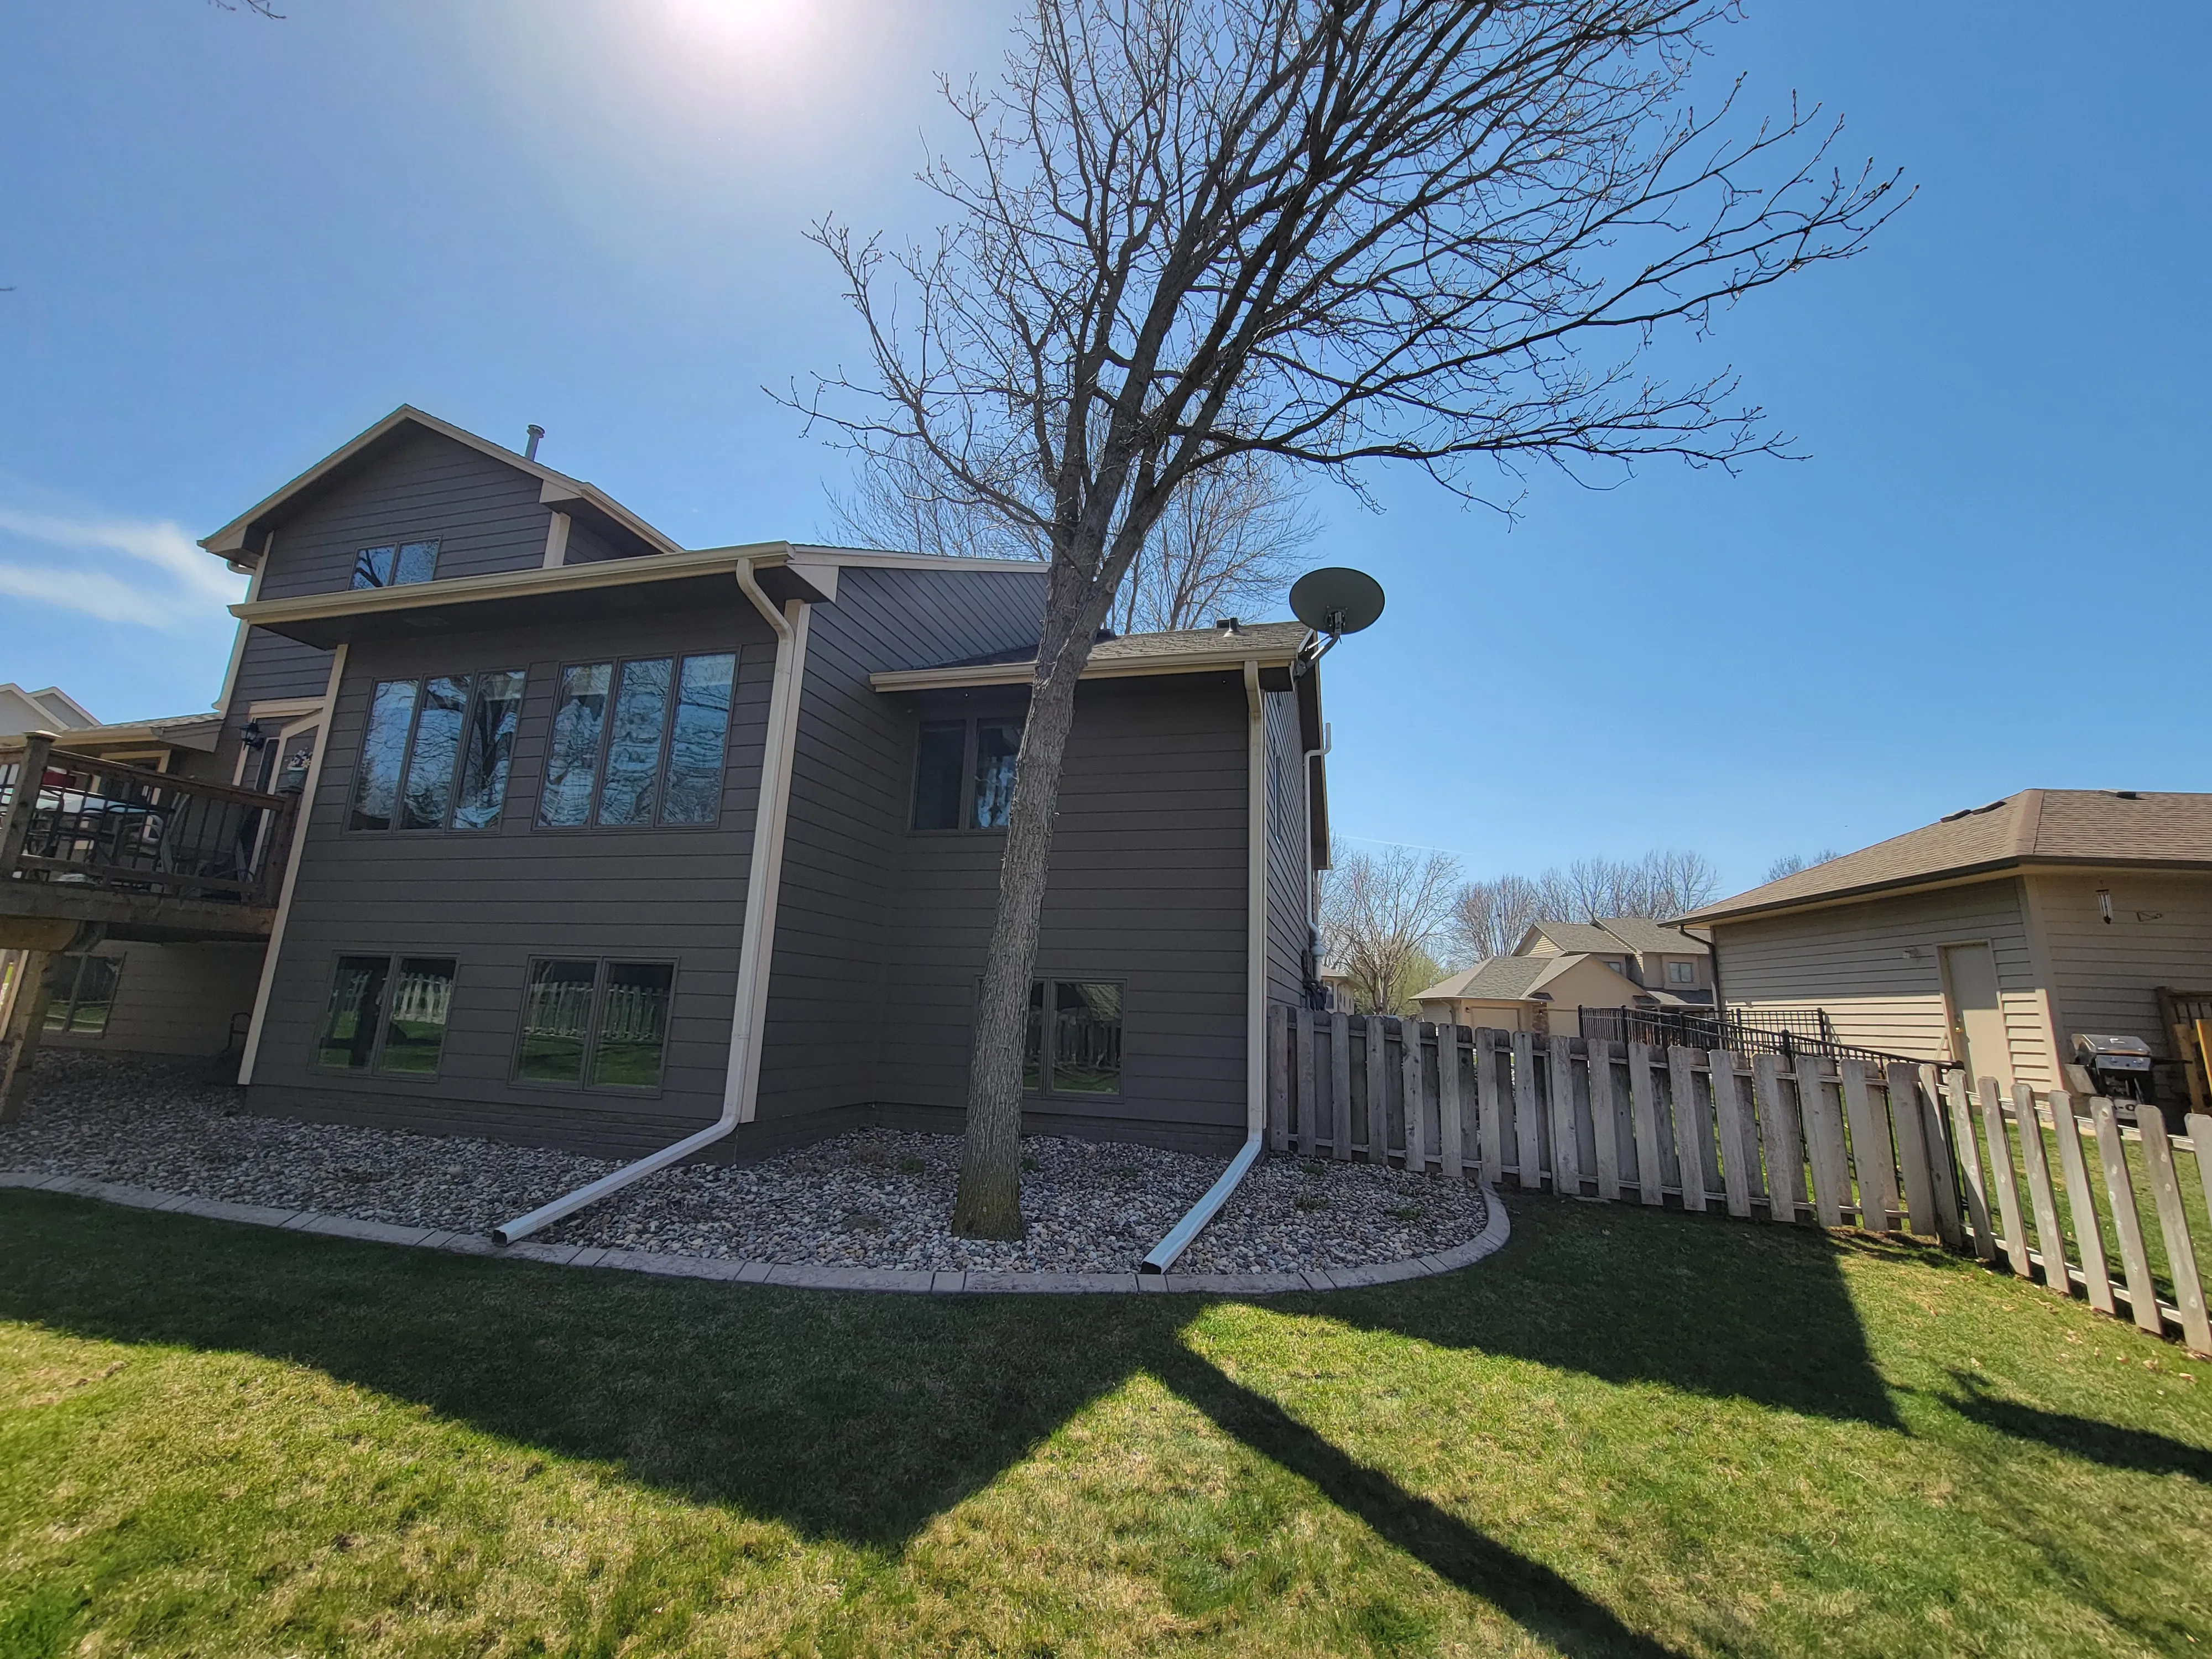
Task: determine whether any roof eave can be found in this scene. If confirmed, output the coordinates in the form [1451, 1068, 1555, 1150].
[869, 646, 1303, 693]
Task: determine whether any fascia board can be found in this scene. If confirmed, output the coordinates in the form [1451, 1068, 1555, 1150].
[868, 647, 1301, 693]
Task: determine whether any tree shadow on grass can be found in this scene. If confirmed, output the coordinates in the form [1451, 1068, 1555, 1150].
[1941, 1369, 2212, 1483]
[1323, 1192, 1907, 1428]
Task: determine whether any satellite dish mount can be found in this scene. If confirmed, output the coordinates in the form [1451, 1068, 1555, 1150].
[1287, 566, 1385, 675]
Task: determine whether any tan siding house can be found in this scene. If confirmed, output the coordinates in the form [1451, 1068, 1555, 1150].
[1683, 791, 2212, 1100]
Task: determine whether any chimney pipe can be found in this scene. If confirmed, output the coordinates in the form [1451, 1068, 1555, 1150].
[524, 424, 545, 461]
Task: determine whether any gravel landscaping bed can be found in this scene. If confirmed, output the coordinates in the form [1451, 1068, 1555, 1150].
[0, 1051, 1488, 1275]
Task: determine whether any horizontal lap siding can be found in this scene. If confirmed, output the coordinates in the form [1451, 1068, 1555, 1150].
[248, 606, 776, 1141]
[1262, 687, 1308, 1009]
[760, 566, 1047, 1120]
[2030, 870, 2212, 1059]
[43, 942, 265, 1058]
[877, 671, 1248, 1145]
[1716, 878, 2052, 1084]
[208, 628, 337, 783]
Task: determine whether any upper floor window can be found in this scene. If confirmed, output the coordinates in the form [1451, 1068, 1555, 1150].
[349, 669, 526, 832]
[537, 652, 736, 830]
[913, 715, 1020, 831]
[352, 540, 440, 589]
[1666, 959, 1697, 985]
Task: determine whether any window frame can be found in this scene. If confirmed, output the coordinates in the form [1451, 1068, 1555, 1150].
[310, 951, 460, 1079]
[509, 956, 679, 1094]
[1665, 959, 1698, 986]
[533, 651, 738, 833]
[41, 953, 123, 1037]
[350, 538, 442, 591]
[1003, 974, 1126, 1102]
[345, 666, 528, 836]
[910, 711, 1025, 834]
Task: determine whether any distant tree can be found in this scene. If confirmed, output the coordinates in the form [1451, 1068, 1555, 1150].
[1447, 849, 1719, 963]
[1764, 848, 1841, 883]
[1320, 844, 1460, 1015]
[1448, 874, 1543, 962]
[208, 0, 282, 14]
[799, 0, 1903, 1237]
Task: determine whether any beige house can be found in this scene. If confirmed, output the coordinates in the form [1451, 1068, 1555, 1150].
[1414, 951, 1686, 1035]
[1681, 790, 2212, 1097]
[0, 684, 96, 740]
[1515, 917, 1714, 1004]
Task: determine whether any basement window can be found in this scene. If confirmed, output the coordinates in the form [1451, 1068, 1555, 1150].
[1018, 978, 1123, 1098]
[351, 539, 440, 589]
[537, 653, 737, 830]
[912, 715, 1022, 831]
[513, 958, 676, 1089]
[348, 669, 526, 832]
[41, 954, 122, 1037]
[315, 955, 457, 1076]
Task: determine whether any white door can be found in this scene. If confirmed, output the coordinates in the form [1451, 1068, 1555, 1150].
[1940, 942, 2012, 1092]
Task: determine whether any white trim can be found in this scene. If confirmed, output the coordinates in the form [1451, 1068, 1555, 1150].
[724, 574, 808, 1122]
[871, 645, 1300, 695]
[244, 697, 328, 721]
[1245, 659, 1266, 1137]
[235, 643, 346, 1086]
[542, 510, 571, 569]
[782, 544, 1046, 575]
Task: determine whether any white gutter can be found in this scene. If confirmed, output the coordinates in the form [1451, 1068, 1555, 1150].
[493, 561, 808, 1245]
[1141, 656, 1269, 1272]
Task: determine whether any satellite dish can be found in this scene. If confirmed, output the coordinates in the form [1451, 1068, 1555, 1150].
[1290, 566, 1386, 637]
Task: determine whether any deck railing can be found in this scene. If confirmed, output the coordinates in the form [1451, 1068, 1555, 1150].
[0, 733, 297, 909]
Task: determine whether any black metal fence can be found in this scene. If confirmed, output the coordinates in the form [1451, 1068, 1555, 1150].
[1578, 1004, 1958, 1073]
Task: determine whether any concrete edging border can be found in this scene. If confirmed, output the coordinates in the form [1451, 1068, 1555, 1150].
[0, 1168, 1511, 1295]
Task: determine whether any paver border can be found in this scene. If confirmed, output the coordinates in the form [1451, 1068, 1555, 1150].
[0, 1168, 1511, 1294]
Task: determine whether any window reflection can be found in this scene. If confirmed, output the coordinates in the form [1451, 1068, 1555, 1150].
[453, 670, 524, 831]
[349, 681, 419, 831]
[662, 654, 735, 825]
[539, 663, 612, 827]
[598, 658, 672, 826]
[399, 676, 469, 830]
[1052, 981, 1122, 1094]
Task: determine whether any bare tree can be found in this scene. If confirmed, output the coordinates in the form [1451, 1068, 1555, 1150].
[1449, 847, 1718, 961]
[1763, 848, 1840, 884]
[1448, 873, 1542, 961]
[832, 444, 1317, 633]
[1319, 844, 1462, 1014]
[797, 0, 1903, 1235]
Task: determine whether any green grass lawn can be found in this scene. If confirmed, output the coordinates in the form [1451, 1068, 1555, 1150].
[2, 1189, 2209, 1657]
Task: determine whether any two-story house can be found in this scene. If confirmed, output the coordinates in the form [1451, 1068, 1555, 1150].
[1, 407, 1332, 1164]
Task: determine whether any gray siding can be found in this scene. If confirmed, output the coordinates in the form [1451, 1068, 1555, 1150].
[760, 565, 1046, 1119]
[1262, 687, 1309, 1009]
[560, 515, 627, 565]
[872, 670, 1253, 1152]
[245, 603, 777, 1156]
[207, 625, 336, 784]
[255, 427, 554, 600]
[43, 942, 265, 1058]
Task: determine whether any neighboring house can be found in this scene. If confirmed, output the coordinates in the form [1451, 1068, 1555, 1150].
[1413, 951, 1682, 1035]
[1316, 958, 1356, 1014]
[4, 405, 1335, 1157]
[1680, 791, 2212, 1097]
[1514, 917, 1714, 1004]
[0, 685, 97, 739]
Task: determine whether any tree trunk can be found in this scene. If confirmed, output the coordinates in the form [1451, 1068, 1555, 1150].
[951, 574, 1107, 1238]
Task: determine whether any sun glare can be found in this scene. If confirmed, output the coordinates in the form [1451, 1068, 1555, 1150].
[665, 0, 812, 54]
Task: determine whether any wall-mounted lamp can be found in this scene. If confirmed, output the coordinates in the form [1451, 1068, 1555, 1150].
[241, 720, 268, 752]
[2096, 889, 2114, 925]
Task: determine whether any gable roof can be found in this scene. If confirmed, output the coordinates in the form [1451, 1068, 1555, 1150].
[1413, 952, 1677, 1005]
[199, 405, 687, 567]
[1683, 789, 2212, 925]
[0, 684, 98, 733]
[1517, 917, 1709, 958]
[1519, 920, 1626, 956]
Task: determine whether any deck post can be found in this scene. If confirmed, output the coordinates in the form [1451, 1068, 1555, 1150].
[0, 948, 53, 1123]
[0, 732, 56, 880]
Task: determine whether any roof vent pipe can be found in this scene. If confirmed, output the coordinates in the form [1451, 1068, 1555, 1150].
[524, 424, 545, 461]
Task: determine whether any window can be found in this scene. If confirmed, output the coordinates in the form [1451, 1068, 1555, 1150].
[912, 715, 1022, 830]
[537, 653, 735, 830]
[514, 958, 676, 1089]
[351, 539, 440, 589]
[349, 669, 526, 832]
[1666, 960, 1697, 986]
[1013, 977, 1123, 1098]
[42, 954, 122, 1036]
[315, 954, 457, 1076]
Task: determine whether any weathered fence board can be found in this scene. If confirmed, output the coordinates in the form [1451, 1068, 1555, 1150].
[1946, 1072, 1996, 1262]
[1668, 1046, 1709, 1214]
[1438, 1024, 1464, 1179]
[2049, 1093, 2116, 1316]
[1885, 1062, 1937, 1237]
[1587, 1038, 1622, 1201]
[1752, 1053, 1806, 1224]
[1364, 1016, 1388, 1171]
[2192, 1115, 2212, 1237]
[1628, 1044, 1666, 1208]
[2137, 1109, 2212, 1355]
[1976, 1078, 2032, 1277]
[1710, 1050, 1755, 1218]
[1839, 1060, 1896, 1232]
[1475, 1030, 1503, 1186]
[2090, 1098, 2164, 1336]
[1511, 1031, 1541, 1192]
[1401, 1021, 1426, 1174]
[1548, 1034, 1580, 1197]
[1295, 1006, 1318, 1157]
[1331, 1011, 1353, 1162]
[1917, 1065, 1965, 1250]
[1267, 1005, 1290, 1154]
[1798, 1057, 1851, 1229]
[2012, 1083, 2070, 1296]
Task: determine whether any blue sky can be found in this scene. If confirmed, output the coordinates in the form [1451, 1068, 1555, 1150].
[2, 1, 2205, 899]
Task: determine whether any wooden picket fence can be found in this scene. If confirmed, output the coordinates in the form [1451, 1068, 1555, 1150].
[1267, 1007, 2212, 1356]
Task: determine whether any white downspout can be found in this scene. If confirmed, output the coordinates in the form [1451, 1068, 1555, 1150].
[494, 560, 808, 1245]
[1141, 656, 1268, 1271]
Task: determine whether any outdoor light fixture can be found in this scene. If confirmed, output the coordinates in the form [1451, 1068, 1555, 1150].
[241, 720, 267, 751]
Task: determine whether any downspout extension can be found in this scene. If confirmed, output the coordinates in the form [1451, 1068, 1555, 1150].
[1140, 658, 1268, 1272]
[493, 559, 806, 1246]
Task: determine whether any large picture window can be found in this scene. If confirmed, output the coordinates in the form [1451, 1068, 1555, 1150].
[513, 958, 676, 1089]
[537, 653, 735, 830]
[1015, 978, 1123, 1098]
[348, 669, 526, 832]
[912, 714, 1022, 831]
[315, 954, 457, 1077]
[42, 954, 122, 1037]
[351, 539, 440, 589]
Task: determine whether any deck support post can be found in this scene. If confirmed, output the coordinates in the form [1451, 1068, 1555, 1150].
[0, 948, 53, 1123]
